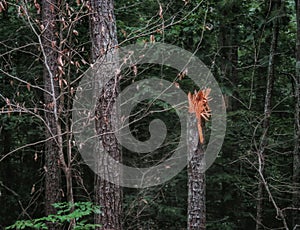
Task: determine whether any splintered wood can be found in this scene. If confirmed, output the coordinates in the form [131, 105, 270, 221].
[188, 88, 211, 144]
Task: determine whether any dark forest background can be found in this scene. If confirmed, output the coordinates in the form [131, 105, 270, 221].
[1, 0, 300, 229]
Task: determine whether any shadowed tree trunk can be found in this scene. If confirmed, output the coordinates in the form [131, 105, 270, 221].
[218, 2, 239, 112]
[89, 0, 122, 229]
[255, 1, 280, 229]
[218, 3, 239, 220]
[293, 0, 300, 228]
[187, 115, 206, 230]
[41, 0, 61, 228]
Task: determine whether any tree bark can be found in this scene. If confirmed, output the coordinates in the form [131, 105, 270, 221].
[293, 0, 300, 228]
[187, 115, 206, 230]
[255, 1, 280, 229]
[41, 0, 61, 228]
[89, 0, 122, 229]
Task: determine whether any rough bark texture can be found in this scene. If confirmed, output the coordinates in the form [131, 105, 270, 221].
[187, 115, 206, 230]
[89, 0, 122, 229]
[255, 1, 280, 229]
[293, 0, 300, 228]
[90, 0, 118, 62]
[41, 0, 61, 228]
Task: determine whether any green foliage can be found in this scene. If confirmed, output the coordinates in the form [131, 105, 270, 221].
[1, 0, 299, 229]
[6, 202, 101, 230]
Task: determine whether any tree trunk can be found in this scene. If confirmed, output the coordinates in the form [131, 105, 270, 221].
[187, 115, 206, 230]
[219, 5, 239, 112]
[293, 0, 300, 228]
[255, 1, 280, 229]
[41, 0, 61, 228]
[89, 0, 122, 229]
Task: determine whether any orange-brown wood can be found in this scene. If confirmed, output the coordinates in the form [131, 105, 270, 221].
[188, 88, 211, 143]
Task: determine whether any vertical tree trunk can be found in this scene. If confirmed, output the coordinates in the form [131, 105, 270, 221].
[293, 0, 300, 228]
[41, 0, 61, 228]
[89, 0, 122, 229]
[217, 5, 239, 221]
[231, 44, 238, 110]
[57, 13, 75, 227]
[219, 6, 239, 112]
[187, 115, 206, 230]
[255, 1, 280, 229]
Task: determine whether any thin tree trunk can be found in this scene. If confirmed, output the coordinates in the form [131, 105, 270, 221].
[218, 6, 239, 220]
[293, 0, 300, 228]
[231, 44, 238, 110]
[41, 0, 61, 228]
[89, 0, 122, 229]
[187, 115, 206, 230]
[255, 1, 280, 229]
[219, 7, 239, 111]
[57, 13, 75, 227]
